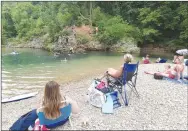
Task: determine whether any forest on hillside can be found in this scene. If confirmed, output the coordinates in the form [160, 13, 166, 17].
[2, 1, 188, 49]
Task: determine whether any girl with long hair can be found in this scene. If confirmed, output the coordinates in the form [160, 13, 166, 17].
[37, 81, 79, 127]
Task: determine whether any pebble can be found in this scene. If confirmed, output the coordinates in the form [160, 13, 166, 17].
[2, 64, 187, 130]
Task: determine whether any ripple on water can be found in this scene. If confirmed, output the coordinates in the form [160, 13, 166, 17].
[44, 73, 52, 75]
[2, 79, 13, 82]
[46, 71, 53, 72]
[45, 66, 55, 67]
[2, 83, 7, 89]
[38, 70, 44, 72]
[2, 94, 9, 99]
[13, 85, 41, 89]
[36, 71, 52, 75]
[2, 74, 11, 78]
[12, 81, 45, 84]
[24, 85, 44, 89]
[2, 71, 11, 74]
[2, 90, 14, 94]
[19, 76, 54, 79]
[34, 67, 43, 69]
[36, 81, 48, 83]
[2, 83, 17, 88]
[10, 89, 32, 94]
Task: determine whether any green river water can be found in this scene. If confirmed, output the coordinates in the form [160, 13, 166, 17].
[2, 48, 174, 99]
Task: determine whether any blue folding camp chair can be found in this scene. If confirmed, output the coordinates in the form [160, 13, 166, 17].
[158, 59, 167, 63]
[37, 104, 72, 129]
[106, 62, 139, 106]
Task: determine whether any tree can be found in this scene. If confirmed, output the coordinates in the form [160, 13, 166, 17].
[1, 1, 187, 48]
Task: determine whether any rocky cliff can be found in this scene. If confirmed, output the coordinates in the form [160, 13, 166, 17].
[6, 32, 140, 54]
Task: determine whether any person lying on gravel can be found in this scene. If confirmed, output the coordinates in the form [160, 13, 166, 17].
[145, 61, 184, 81]
[145, 65, 176, 79]
[37, 81, 80, 128]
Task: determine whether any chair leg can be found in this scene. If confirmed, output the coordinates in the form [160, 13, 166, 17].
[106, 75, 129, 106]
[69, 116, 73, 129]
[124, 85, 128, 106]
[127, 87, 134, 104]
[127, 82, 139, 98]
[131, 83, 139, 97]
[131, 86, 139, 98]
[119, 88, 126, 105]
[133, 86, 139, 97]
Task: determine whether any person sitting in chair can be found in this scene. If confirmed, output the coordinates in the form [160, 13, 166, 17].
[103, 54, 139, 105]
[106, 53, 133, 78]
[37, 81, 80, 128]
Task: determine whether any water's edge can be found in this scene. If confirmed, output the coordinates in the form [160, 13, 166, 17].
[2, 48, 174, 99]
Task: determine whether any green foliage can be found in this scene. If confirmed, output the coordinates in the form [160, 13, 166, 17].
[76, 34, 89, 44]
[2, 4, 17, 39]
[1, 1, 188, 49]
[92, 7, 107, 26]
[142, 28, 160, 42]
[177, 3, 188, 41]
[96, 15, 138, 45]
[139, 8, 161, 26]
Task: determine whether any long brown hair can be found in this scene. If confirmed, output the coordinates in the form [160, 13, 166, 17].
[42, 81, 63, 119]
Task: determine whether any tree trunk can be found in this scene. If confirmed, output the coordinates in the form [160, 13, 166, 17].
[89, 1, 92, 27]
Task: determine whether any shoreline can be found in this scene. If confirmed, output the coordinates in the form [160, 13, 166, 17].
[2, 64, 188, 130]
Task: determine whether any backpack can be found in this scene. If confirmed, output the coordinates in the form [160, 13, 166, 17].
[154, 73, 163, 80]
[9, 109, 38, 131]
[95, 80, 111, 94]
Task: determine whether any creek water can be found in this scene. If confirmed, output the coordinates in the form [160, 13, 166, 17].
[2, 48, 173, 99]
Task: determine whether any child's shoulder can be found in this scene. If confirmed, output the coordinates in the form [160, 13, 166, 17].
[37, 107, 44, 113]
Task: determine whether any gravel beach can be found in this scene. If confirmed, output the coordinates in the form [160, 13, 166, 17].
[2, 64, 188, 130]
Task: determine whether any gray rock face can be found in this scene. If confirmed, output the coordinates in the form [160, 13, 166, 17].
[111, 39, 140, 53]
[7, 38, 45, 49]
[6, 34, 140, 54]
[54, 34, 77, 53]
[84, 41, 104, 51]
[27, 38, 44, 48]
